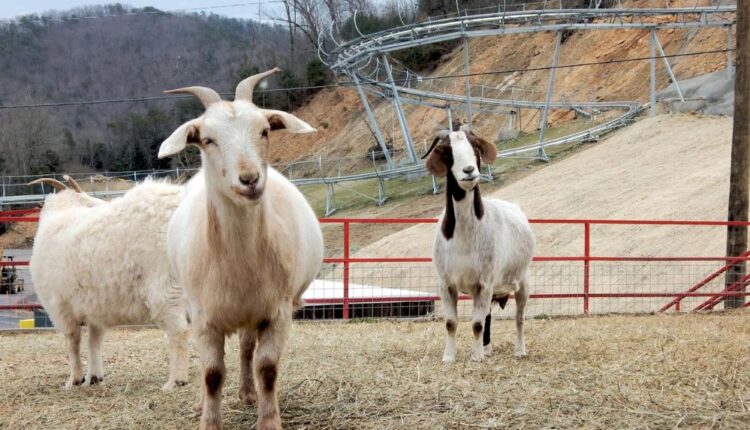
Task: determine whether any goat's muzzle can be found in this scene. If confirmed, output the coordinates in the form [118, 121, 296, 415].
[231, 177, 264, 201]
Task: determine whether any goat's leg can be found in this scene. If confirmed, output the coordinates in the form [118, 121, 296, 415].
[514, 275, 530, 357]
[63, 322, 84, 389]
[483, 312, 493, 357]
[84, 324, 105, 385]
[196, 325, 226, 430]
[440, 283, 459, 364]
[253, 303, 292, 430]
[158, 312, 190, 390]
[238, 328, 258, 405]
[470, 283, 492, 362]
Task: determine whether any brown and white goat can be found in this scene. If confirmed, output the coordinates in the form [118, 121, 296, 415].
[158, 68, 323, 430]
[423, 127, 535, 362]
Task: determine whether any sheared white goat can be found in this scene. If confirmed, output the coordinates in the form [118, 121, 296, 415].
[29, 176, 189, 389]
[158, 68, 323, 430]
[423, 127, 535, 363]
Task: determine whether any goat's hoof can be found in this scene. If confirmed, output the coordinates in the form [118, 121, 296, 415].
[258, 415, 282, 430]
[470, 353, 485, 362]
[441, 355, 455, 364]
[163, 378, 189, 390]
[64, 376, 85, 390]
[239, 389, 257, 405]
[483, 344, 493, 357]
[86, 375, 102, 386]
[470, 348, 484, 362]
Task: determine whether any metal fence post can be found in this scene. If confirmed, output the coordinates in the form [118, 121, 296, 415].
[584, 222, 590, 315]
[343, 221, 350, 320]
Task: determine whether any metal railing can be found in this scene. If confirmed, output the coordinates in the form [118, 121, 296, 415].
[3, 211, 747, 324]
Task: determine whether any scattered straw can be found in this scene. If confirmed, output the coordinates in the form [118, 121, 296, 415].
[1, 312, 749, 429]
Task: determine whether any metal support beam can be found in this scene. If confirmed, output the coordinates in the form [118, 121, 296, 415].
[352, 72, 394, 169]
[381, 54, 419, 164]
[728, 24, 734, 79]
[325, 182, 337, 216]
[650, 29, 657, 116]
[463, 37, 473, 127]
[653, 31, 684, 102]
[537, 31, 562, 161]
[446, 105, 453, 129]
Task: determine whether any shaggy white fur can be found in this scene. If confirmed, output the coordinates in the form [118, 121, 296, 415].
[30, 179, 190, 390]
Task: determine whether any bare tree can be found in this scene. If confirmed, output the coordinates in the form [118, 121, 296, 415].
[278, 0, 326, 49]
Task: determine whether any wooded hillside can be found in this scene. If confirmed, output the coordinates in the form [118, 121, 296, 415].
[0, 4, 321, 175]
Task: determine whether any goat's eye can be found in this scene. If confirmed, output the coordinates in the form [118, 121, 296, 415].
[202, 138, 215, 146]
[261, 129, 269, 139]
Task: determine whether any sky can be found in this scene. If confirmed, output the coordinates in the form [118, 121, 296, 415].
[0, 0, 284, 21]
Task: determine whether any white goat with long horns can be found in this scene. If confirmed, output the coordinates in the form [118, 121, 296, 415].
[29, 176, 190, 390]
[423, 126, 535, 363]
[158, 68, 323, 430]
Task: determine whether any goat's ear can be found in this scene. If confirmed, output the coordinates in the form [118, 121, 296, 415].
[263, 110, 316, 134]
[425, 138, 448, 177]
[467, 132, 497, 164]
[158, 120, 201, 159]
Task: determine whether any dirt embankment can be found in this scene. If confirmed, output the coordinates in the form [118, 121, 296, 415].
[272, 0, 732, 172]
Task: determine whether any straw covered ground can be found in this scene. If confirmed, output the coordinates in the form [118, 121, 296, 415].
[1, 312, 749, 429]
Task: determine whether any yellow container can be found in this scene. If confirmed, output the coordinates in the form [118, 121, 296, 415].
[19, 319, 35, 329]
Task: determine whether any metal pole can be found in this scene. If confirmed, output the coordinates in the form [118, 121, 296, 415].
[653, 31, 684, 101]
[584, 222, 590, 315]
[381, 54, 418, 163]
[352, 72, 394, 169]
[728, 24, 734, 79]
[343, 221, 350, 320]
[446, 105, 453, 129]
[537, 31, 562, 160]
[650, 29, 657, 116]
[463, 38, 473, 127]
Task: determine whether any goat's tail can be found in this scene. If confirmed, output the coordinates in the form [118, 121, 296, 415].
[491, 294, 509, 309]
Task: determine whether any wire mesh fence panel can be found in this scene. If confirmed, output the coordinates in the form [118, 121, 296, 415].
[2, 212, 749, 328]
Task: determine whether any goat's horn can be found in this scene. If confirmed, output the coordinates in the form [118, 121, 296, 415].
[421, 130, 450, 159]
[235, 67, 281, 102]
[62, 175, 83, 193]
[28, 178, 67, 191]
[163, 86, 221, 108]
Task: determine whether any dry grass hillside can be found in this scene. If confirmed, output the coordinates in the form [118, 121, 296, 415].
[2, 314, 749, 429]
[356, 114, 732, 259]
[271, 0, 733, 170]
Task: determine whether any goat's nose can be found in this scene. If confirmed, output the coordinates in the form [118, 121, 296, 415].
[238, 172, 259, 187]
[462, 166, 475, 174]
